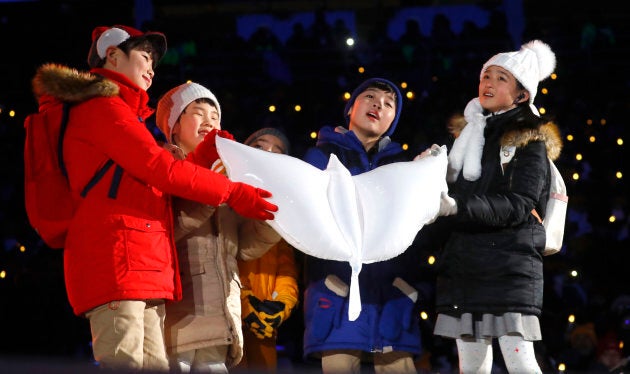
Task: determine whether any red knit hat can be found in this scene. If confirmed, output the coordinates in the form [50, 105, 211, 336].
[87, 25, 166, 68]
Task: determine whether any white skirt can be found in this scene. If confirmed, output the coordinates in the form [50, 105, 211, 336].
[434, 312, 542, 341]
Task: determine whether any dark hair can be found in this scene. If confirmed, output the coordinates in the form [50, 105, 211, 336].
[178, 98, 218, 124]
[117, 37, 162, 68]
[365, 80, 398, 101]
[193, 98, 216, 107]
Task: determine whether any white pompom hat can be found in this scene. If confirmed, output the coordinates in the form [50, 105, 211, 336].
[481, 40, 556, 115]
[156, 82, 221, 143]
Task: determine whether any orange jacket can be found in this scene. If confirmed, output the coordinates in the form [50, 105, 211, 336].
[238, 239, 299, 318]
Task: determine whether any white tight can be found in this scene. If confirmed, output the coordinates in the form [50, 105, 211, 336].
[456, 335, 542, 374]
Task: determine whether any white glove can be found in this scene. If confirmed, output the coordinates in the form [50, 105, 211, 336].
[414, 144, 442, 160]
[438, 191, 457, 216]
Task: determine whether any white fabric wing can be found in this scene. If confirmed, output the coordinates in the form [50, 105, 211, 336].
[216, 137, 352, 261]
[355, 151, 448, 263]
[216, 137, 448, 320]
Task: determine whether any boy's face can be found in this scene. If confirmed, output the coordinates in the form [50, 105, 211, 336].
[172, 101, 221, 154]
[247, 134, 286, 154]
[478, 65, 526, 113]
[347, 87, 397, 139]
[106, 47, 156, 91]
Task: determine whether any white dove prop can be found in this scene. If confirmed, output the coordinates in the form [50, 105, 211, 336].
[216, 136, 448, 320]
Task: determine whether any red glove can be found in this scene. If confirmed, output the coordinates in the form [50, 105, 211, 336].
[186, 129, 235, 168]
[226, 182, 278, 220]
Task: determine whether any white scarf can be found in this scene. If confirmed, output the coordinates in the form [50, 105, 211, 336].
[447, 98, 488, 182]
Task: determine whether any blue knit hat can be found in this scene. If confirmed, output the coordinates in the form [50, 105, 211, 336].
[343, 77, 402, 137]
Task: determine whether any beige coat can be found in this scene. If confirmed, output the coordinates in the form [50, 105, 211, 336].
[164, 196, 281, 367]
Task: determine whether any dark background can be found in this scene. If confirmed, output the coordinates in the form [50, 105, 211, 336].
[1, 1, 629, 372]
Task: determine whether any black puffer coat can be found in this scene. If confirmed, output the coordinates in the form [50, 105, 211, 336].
[436, 106, 563, 317]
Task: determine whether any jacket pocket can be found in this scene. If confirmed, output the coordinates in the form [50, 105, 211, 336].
[119, 215, 169, 271]
[306, 277, 347, 342]
[379, 277, 417, 340]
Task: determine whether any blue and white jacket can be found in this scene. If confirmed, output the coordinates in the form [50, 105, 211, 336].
[301, 125, 423, 359]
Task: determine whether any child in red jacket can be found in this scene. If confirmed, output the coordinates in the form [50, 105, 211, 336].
[31, 24, 277, 371]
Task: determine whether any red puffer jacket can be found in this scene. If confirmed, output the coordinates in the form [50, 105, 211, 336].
[33, 65, 235, 315]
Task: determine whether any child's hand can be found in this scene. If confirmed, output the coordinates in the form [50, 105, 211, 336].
[186, 129, 234, 168]
[414, 144, 442, 160]
[437, 191, 457, 216]
[226, 182, 278, 220]
[214, 129, 235, 141]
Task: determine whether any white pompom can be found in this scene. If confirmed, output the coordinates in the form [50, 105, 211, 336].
[523, 40, 556, 80]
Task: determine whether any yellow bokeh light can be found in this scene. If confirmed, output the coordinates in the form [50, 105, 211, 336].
[538, 107, 546, 115]
[402, 143, 409, 151]
[268, 105, 276, 112]
[406, 91, 414, 100]
[358, 66, 365, 74]
[551, 73, 557, 80]
[420, 311, 428, 320]
[310, 131, 317, 139]
[0, 270, 5, 279]
[567, 134, 574, 141]
[428, 256, 436, 265]
[568, 314, 575, 323]
[575, 153, 582, 161]
[570, 270, 578, 277]
[19, 245, 25, 253]
[9, 110, 15, 117]
[617, 138, 623, 146]
[541, 88, 548, 95]
[572, 172, 579, 181]
[589, 136, 596, 143]
[294, 105, 302, 112]
[600, 118, 606, 125]
[344, 92, 351, 100]
[558, 363, 566, 371]
[609, 215, 616, 223]
[401, 82, 408, 89]
[616, 171, 622, 179]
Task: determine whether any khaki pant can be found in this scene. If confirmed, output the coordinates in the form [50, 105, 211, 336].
[170, 345, 229, 373]
[322, 349, 417, 374]
[85, 300, 169, 371]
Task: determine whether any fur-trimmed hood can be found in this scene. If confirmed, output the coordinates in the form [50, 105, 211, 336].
[501, 120, 563, 162]
[31, 63, 119, 104]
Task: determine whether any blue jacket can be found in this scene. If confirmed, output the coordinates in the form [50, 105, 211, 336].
[301, 125, 422, 358]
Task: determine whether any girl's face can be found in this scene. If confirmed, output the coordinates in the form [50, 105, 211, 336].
[248, 134, 286, 154]
[348, 87, 397, 139]
[106, 47, 156, 91]
[172, 101, 220, 154]
[478, 65, 527, 114]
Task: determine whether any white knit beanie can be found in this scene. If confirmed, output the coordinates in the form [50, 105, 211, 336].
[156, 82, 221, 143]
[481, 40, 556, 115]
